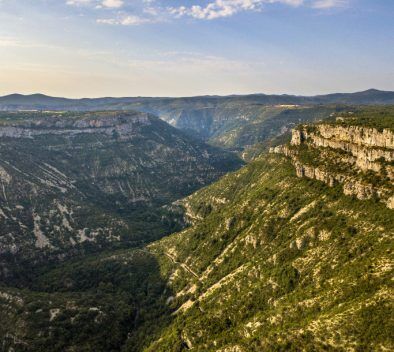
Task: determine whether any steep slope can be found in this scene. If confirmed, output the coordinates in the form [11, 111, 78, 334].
[144, 111, 393, 351]
[0, 110, 242, 281]
[207, 105, 341, 151]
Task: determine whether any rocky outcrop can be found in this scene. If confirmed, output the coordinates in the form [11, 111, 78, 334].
[0, 112, 151, 139]
[292, 124, 394, 149]
[269, 145, 295, 158]
[293, 161, 392, 206]
[292, 125, 394, 173]
[293, 162, 342, 187]
[271, 123, 394, 209]
[315, 124, 394, 149]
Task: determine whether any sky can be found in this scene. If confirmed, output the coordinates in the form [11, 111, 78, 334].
[0, 0, 393, 97]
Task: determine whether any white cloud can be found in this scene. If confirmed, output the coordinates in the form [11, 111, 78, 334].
[67, 0, 123, 8]
[101, 0, 123, 8]
[170, 0, 260, 20]
[66, 0, 92, 6]
[311, 0, 346, 9]
[97, 15, 153, 25]
[69, 0, 348, 26]
[169, 0, 308, 20]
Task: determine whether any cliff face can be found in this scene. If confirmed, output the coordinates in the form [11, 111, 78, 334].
[0, 111, 150, 139]
[291, 125, 394, 174]
[292, 124, 394, 149]
[271, 121, 394, 209]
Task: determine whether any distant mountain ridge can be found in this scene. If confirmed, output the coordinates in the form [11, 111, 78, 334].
[1, 89, 393, 110]
[1, 90, 392, 153]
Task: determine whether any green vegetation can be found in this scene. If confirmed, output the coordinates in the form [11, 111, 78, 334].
[323, 105, 394, 131]
[208, 105, 346, 152]
[0, 249, 174, 352]
[0, 107, 393, 351]
[146, 153, 393, 351]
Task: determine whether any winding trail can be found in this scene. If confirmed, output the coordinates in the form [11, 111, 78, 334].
[164, 252, 199, 279]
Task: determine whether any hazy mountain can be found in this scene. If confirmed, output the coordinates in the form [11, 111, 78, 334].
[1, 90, 392, 153]
[1, 89, 393, 111]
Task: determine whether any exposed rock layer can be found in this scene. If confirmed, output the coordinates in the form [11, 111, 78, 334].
[271, 123, 394, 209]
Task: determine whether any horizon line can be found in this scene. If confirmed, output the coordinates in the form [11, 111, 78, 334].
[0, 88, 392, 100]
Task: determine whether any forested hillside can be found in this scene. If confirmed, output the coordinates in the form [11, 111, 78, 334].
[0, 110, 242, 282]
[145, 110, 394, 351]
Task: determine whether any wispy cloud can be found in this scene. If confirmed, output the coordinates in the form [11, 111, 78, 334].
[67, 0, 156, 25]
[97, 15, 154, 25]
[168, 0, 346, 20]
[169, 0, 304, 20]
[66, 0, 124, 8]
[66, 0, 348, 26]
[0, 36, 59, 49]
[101, 0, 123, 8]
[311, 0, 347, 9]
[66, 0, 93, 6]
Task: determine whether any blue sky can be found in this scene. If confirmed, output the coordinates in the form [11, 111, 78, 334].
[0, 0, 393, 97]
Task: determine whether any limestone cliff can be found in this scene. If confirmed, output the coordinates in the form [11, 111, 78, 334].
[271, 120, 394, 208]
[0, 111, 150, 139]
